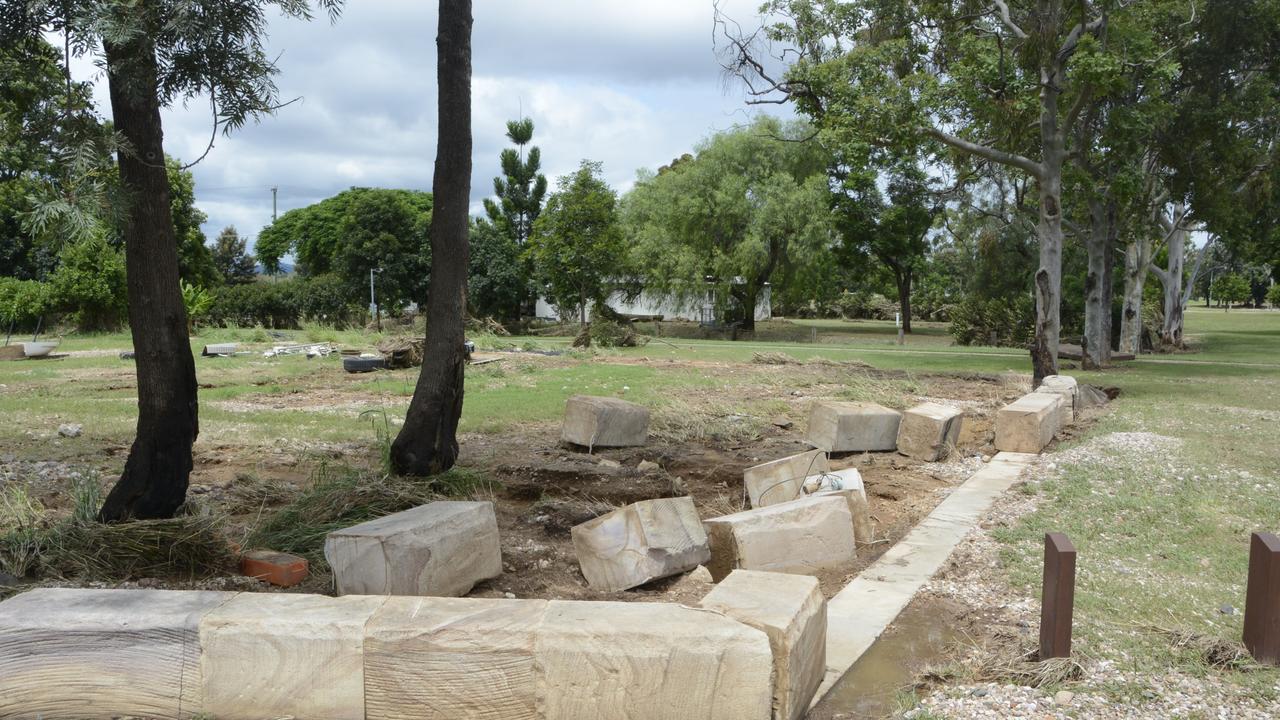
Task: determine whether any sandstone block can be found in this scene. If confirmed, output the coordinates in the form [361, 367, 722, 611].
[200, 593, 385, 720]
[364, 596, 545, 720]
[896, 402, 964, 461]
[700, 570, 827, 720]
[239, 549, 308, 587]
[806, 401, 902, 453]
[995, 392, 1063, 454]
[744, 449, 828, 507]
[805, 467, 874, 545]
[537, 600, 774, 720]
[562, 395, 650, 448]
[324, 500, 502, 597]
[1035, 375, 1079, 425]
[571, 496, 711, 591]
[703, 496, 856, 581]
[0, 588, 231, 719]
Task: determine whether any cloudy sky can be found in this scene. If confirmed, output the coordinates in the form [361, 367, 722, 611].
[71, 1, 787, 253]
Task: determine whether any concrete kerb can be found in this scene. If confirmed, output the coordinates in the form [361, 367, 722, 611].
[810, 451, 1039, 706]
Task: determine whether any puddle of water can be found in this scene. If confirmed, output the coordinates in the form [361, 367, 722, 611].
[813, 600, 960, 719]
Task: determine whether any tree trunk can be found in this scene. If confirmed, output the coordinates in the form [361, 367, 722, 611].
[98, 34, 199, 521]
[1082, 197, 1109, 369]
[731, 286, 757, 335]
[1158, 203, 1187, 348]
[1119, 231, 1154, 355]
[895, 267, 913, 333]
[389, 0, 472, 476]
[1031, 63, 1064, 384]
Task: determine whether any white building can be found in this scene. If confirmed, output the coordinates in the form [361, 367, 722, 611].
[535, 283, 772, 323]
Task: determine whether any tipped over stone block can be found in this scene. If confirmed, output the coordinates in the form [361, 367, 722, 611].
[703, 496, 856, 581]
[805, 467, 874, 545]
[0, 588, 232, 719]
[896, 402, 964, 461]
[806, 401, 902, 453]
[324, 500, 501, 597]
[995, 392, 1063, 454]
[700, 570, 826, 720]
[364, 596, 546, 720]
[200, 593, 386, 720]
[1035, 375, 1079, 425]
[744, 449, 828, 507]
[562, 395, 650, 448]
[571, 496, 711, 591]
[537, 600, 774, 720]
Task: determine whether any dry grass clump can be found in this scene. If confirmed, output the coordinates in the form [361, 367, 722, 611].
[1157, 627, 1255, 670]
[926, 630, 1086, 689]
[649, 396, 767, 444]
[752, 351, 801, 365]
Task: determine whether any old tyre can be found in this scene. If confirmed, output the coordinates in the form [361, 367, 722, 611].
[343, 356, 385, 373]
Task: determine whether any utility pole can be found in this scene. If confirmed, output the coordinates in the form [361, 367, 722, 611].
[271, 186, 278, 222]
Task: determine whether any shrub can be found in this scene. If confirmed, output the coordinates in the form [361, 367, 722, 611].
[46, 237, 128, 330]
[293, 273, 363, 327]
[0, 277, 49, 328]
[1268, 284, 1280, 309]
[836, 291, 899, 320]
[949, 295, 1035, 347]
[208, 280, 299, 328]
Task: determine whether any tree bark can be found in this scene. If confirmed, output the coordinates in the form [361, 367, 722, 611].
[894, 267, 913, 333]
[1119, 230, 1154, 355]
[731, 285, 758, 334]
[1082, 196, 1110, 369]
[1155, 203, 1188, 348]
[98, 33, 199, 521]
[390, 0, 472, 476]
[1031, 63, 1064, 384]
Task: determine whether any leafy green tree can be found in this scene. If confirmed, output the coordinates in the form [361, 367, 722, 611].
[484, 118, 547, 247]
[1211, 273, 1250, 310]
[624, 117, 833, 333]
[1267, 283, 1280, 309]
[3, 0, 344, 520]
[468, 218, 524, 323]
[528, 160, 625, 325]
[211, 226, 257, 285]
[180, 280, 214, 333]
[47, 236, 127, 330]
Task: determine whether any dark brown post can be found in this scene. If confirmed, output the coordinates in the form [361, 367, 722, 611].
[1039, 532, 1077, 659]
[1244, 532, 1280, 665]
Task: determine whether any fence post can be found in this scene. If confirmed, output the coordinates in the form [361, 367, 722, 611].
[1039, 532, 1077, 659]
[1244, 532, 1280, 665]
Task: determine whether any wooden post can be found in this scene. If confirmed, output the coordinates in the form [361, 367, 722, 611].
[1244, 532, 1280, 665]
[1039, 532, 1076, 659]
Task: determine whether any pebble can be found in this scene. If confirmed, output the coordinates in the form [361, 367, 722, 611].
[503, 592, 516, 599]
[57, 423, 83, 438]
[637, 460, 660, 472]
[1218, 604, 1236, 615]
[1054, 690, 1075, 705]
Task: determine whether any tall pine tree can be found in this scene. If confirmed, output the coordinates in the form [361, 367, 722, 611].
[483, 118, 547, 246]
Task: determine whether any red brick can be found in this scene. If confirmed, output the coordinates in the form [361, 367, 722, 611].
[240, 550, 308, 587]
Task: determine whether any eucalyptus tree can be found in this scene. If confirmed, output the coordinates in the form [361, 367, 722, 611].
[390, 0, 472, 476]
[1, 0, 342, 520]
[720, 0, 1106, 380]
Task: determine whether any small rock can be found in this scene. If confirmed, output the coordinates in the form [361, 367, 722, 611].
[637, 460, 661, 472]
[1053, 690, 1074, 705]
[1219, 604, 1236, 615]
[688, 565, 713, 584]
[0, 572, 20, 587]
[771, 416, 794, 429]
[971, 688, 989, 697]
[503, 592, 517, 599]
[57, 423, 83, 438]
[598, 459, 622, 469]
[981, 454, 992, 463]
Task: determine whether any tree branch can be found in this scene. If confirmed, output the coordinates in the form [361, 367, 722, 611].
[926, 128, 1043, 179]
[992, 1, 1028, 39]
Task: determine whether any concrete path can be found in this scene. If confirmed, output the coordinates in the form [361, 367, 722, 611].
[810, 451, 1039, 706]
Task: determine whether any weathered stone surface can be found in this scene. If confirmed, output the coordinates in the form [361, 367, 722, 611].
[570, 496, 711, 592]
[200, 593, 385, 720]
[0, 588, 232, 719]
[1035, 375, 1079, 425]
[700, 570, 826, 720]
[744, 449, 829, 507]
[537, 600, 774, 720]
[896, 402, 964, 461]
[324, 500, 502, 597]
[806, 402, 903, 453]
[561, 395, 650, 448]
[364, 596, 545, 720]
[805, 467, 874, 545]
[995, 392, 1063, 454]
[703, 496, 856, 581]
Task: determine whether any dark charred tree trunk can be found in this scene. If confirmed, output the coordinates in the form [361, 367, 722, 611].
[98, 35, 199, 521]
[390, 0, 472, 476]
[891, 265, 913, 333]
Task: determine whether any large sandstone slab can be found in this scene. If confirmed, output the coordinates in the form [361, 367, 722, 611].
[538, 600, 774, 720]
[744, 449, 829, 507]
[896, 402, 964, 461]
[571, 496, 711, 591]
[700, 570, 827, 720]
[324, 500, 502, 597]
[364, 596, 545, 720]
[562, 395, 650, 448]
[0, 588, 232, 719]
[806, 402, 902, 453]
[200, 593, 386, 720]
[995, 392, 1062, 454]
[1035, 374, 1078, 425]
[805, 467, 874, 545]
[703, 496, 856, 581]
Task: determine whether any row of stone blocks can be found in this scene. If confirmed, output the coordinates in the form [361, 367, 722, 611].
[995, 375, 1078, 454]
[0, 569, 826, 720]
[561, 395, 965, 462]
